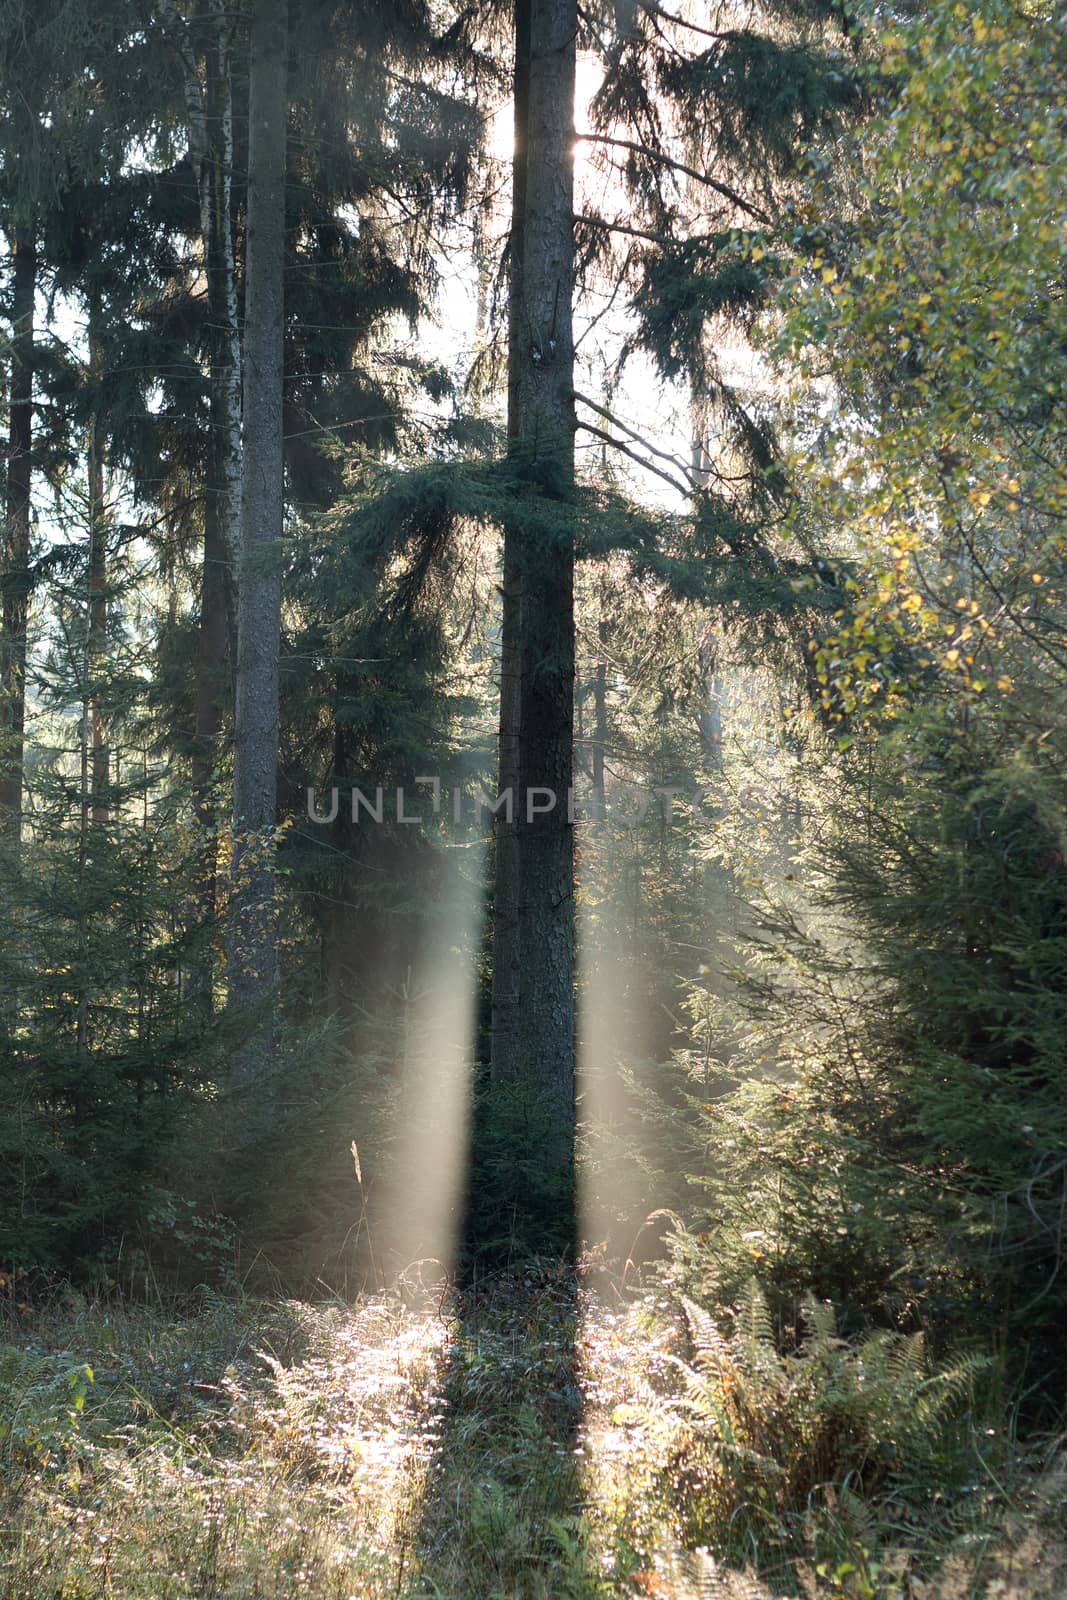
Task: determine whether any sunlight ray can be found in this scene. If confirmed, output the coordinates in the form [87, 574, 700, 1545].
[578, 884, 658, 1265]
[374, 835, 485, 1288]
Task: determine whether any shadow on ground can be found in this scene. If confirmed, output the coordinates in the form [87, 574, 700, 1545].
[411, 1260, 592, 1599]
[408, 1081, 594, 1598]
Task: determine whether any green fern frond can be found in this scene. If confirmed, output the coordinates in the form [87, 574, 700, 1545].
[682, 1297, 729, 1365]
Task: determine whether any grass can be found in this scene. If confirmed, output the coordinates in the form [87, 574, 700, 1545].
[0, 1270, 1063, 1599]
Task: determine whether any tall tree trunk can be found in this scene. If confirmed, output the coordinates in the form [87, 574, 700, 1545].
[511, 0, 577, 1168]
[0, 237, 36, 849]
[208, 4, 243, 666]
[690, 372, 723, 769]
[160, 0, 241, 640]
[191, 462, 229, 1017]
[489, 0, 531, 1085]
[87, 310, 109, 827]
[191, 10, 241, 1020]
[591, 612, 607, 822]
[228, 0, 287, 1119]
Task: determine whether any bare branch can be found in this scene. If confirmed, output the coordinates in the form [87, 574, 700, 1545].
[578, 213, 703, 249]
[573, 390, 696, 486]
[636, 1, 730, 40]
[577, 132, 771, 225]
[576, 420, 692, 498]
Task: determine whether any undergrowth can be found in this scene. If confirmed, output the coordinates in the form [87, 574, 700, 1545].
[0, 1271, 1061, 1599]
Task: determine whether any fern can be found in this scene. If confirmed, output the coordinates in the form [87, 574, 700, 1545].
[0, 1344, 94, 1468]
[664, 1281, 988, 1570]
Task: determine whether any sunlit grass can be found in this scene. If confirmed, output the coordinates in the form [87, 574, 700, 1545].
[0, 1293, 447, 1599]
[0, 1279, 1063, 1600]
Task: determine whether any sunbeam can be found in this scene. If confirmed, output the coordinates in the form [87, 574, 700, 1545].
[578, 885, 659, 1267]
[373, 835, 485, 1289]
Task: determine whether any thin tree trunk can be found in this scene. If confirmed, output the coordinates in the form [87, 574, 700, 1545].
[87, 298, 109, 826]
[209, 3, 243, 660]
[76, 635, 90, 1065]
[592, 616, 607, 822]
[690, 371, 723, 770]
[697, 629, 723, 766]
[191, 9, 241, 1019]
[0, 237, 36, 848]
[87, 420, 109, 825]
[191, 472, 228, 1017]
[228, 0, 287, 1122]
[511, 0, 577, 1164]
[160, 0, 241, 638]
[489, 0, 531, 1085]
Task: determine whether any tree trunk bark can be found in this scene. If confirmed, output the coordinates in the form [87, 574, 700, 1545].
[489, 0, 531, 1086]
[160, 0, 241, 647]
[511, 0, 577, 1166]
[690, 372, 723, 770]
[87, 307, 109, 827]
[0, 237, 36, 849]
[228, 0, 287, 1120]
[191, 465, 229, 1018]
[191, 8, 241, 1020]
[591, 616, 607, 822]
[209, 4, 243, 660]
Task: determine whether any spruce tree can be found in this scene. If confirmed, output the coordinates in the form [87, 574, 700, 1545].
[486, 0, 578, 1205]
[0, 232, 34, 848]
[228, 0, 288, 1123]
[488, 0, 529, 1089]
[157, 0, 244, 1016]
[512, 0, 579, 1167]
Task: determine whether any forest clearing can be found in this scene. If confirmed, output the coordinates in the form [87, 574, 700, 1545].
[2, 1271, 1066, 1599]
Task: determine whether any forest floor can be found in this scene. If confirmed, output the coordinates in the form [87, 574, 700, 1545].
[0, 1270, 1063, 1600]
